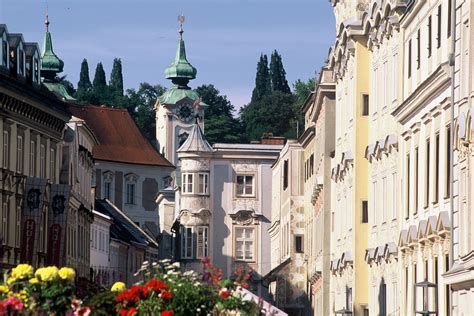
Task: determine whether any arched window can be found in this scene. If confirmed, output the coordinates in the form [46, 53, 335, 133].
[102, 171, 114, 200]
[125, 173, 139, 205]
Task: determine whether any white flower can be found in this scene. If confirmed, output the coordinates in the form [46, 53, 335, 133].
[172, 262, 180, 268]
[196, 308, 201, 312]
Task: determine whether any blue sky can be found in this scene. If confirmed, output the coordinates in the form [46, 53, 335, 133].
[0, 0, 335, 108]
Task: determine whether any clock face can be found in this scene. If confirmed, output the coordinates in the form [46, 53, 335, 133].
[177, 103, 194, 122]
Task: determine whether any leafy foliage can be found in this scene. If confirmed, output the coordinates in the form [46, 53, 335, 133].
[270, 50, 291, 94]
[194, 84, 243, 144]
[251, 54, 271, 103]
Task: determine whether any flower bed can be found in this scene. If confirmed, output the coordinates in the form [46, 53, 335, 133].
[0, 259, 264, 315]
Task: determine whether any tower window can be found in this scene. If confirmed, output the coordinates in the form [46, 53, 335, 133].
[362, 94, 369, 116]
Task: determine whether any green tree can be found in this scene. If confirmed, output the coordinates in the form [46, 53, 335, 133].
[270, 50, 291, 94]
[126, 83, 166, 143]
[251, 54, 271, 102]
[240, 91, 296, 141]
[75, 59, 94, 103]
[93, 62, 107, 102]
[109, 58, 124, 97]
[195, 84, 243, 144]
[292, 77, 316, 135]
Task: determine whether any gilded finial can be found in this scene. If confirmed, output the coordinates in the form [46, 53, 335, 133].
[45, 4, 50, 32]
[178, 15, 185, 39]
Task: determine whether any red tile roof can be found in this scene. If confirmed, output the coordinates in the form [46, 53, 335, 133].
[68, 104, 173, 167]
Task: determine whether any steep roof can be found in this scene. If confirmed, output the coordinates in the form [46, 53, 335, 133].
[95, 199, 158, 248]
[68, 104, 173, 167]
[177, 119, 213, 153]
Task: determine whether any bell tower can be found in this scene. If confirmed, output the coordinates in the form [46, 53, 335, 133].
[155, 16, 207, 169]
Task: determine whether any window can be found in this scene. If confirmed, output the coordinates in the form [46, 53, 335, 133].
[29, 140, 36, 176]
[437, 5, 442, 48]
[39, 144, 45, 178]
[372, 181, 377, 225]
[417, 29, 421, 69]
[362, 200, 368, 223]
[15, 205, 20, 247]
[33, 57, 39, 83]
[104, 182, 111, 200]
[182, 173, 193, 194]
[181, 226, 193, 259]
[2, 199, 9, 243]
[382, 177, 387, 222]
[283, 160, 289, 190]
[3, 131, 9, 169]
[295, 235, 303, 253]
[434, 133, 440, 203]
[392, 173, 397, 219]
[196, 226, 208, 258]
[445, 125, 451, 198]
[198, 173, 209, 194]
[414, 147, 419, 214]
[16, 135, 23, 173]
[50, 148, 56, 182]
[18, 48, 24, 76]
[447, 0, 452, 37]
[428, 16, 432, 57]
[425, 138, 430, 207]
[126, 183, 135, 204]
[406, 153, 410, 218]
[445, 255, 450, 315]
[1, 36, 7, 67]
[235, 227, 254, 261]
[362, 94, 369, 116]
[236, 175, 254, 197]
[408, 40, 412, 78]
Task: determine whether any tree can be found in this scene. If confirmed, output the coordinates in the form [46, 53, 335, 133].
[240, 91, 296, 141]
[126, 83, 166, 143]
[109, 58, 124, 97]
[93, 62, 107, 102]
[195, 84, 243, 144]
[75, 59, 93, 103]
[292, 78, 316, 136]
[270, 50, 291, 94]
[250, 54, 271, 102]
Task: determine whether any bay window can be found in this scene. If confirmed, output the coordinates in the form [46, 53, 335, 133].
[198, 173, 209, 194]
[196, 226, 208, 258]
[180, 226, 209, 259]
[182, 173, 193, 194]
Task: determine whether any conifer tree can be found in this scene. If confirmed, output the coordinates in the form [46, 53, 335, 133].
[109, 58, 124, 96]
[270, 50, 291, 94]
[75, 59, 93, 104]
[93, 62, 107, 101]
[251, 54, 271, 102]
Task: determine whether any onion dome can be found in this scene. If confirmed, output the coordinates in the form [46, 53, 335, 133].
[41, 14, 64, 79]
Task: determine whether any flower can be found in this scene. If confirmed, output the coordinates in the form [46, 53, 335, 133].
[160, 310, 174, 316]
[58, 267, 76, 282]
[219, 288, 230, 299]
[161, 291, 172, 300]
[6, 277, 15, 285]
[146, 279, 168, 292]
[0, 286, 8, 293]
[111, 281, 127, 292]
[119, 307, 137, 316]
[35, 266, 59, 282]
[29, 278, 39, 285]
[11, 264, 33, 280]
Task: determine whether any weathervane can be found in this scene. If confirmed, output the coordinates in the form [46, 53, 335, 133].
[178, 15, 185, 38]
[45, 2, 50, 32]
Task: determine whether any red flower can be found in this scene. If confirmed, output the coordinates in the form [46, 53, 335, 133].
[220, 290, 230, 299]
[128, 307, 137, 315]
[161, 310, 174, 316]
[161, 291, 173, 300]
[146, 279, 169, 292]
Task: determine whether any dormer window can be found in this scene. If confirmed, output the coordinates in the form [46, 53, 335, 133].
[17, 43, 24, 76]
[1, 33, 7, 68]
[33, 56, 39, 83]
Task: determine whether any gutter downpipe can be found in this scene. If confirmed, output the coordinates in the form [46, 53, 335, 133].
[449, 0, 456, 314]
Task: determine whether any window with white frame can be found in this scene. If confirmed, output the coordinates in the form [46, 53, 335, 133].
[382, 177, 387, 223]
[236, 175, 254, 197]
[235, 227, 254, 261]
[392, 172, 397, 219]
[182, 173, 193, 194]
[16, 135, 23, 173]
[196, 226, 208, 258]
[29, 139, 36, 176]
[39, 144, 45, 178]
[104, 182, 111, 200]
[103, 171, 114, 200]
[181, 226, 193, 259]
[3, 130, 9, 169]
[197, 173, 209, 194]
[126, 183, 135, 205]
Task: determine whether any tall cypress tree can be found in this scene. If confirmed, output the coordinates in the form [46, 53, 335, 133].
[109, 58, 124, 96]
[76, 59, 93, 103]
[251, 54, 271, 102]
[93, 62, 107, 101]
[270, 50, 291, 94]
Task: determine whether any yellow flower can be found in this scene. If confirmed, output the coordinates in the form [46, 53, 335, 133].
[58, 267, 76, 282]
[35, 266, 59, 282]
[29, 278, 39, 285]
[6, 277, 16, 285]
[111, 281, 126, 292]
[11, 264, 33, 280]
[0, 285, 8, 293]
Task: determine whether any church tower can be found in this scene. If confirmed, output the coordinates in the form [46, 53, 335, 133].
[155, 16, 207, 169]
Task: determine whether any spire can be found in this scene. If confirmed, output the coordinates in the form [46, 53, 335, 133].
[164, 15, 197, 89]
[177, 116, 213, 153]
[41, 10, 64, 80]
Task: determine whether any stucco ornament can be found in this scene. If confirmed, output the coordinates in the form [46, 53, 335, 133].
[230, 209, 261, 226]
[178, 209, 211, 226]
